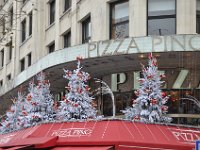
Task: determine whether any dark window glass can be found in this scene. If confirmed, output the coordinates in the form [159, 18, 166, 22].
[197, 0, 200, 33]
[2, 18, 6, 35]
[148, 0, 176, 35]
[82, 16, 91, 44]
[20, 58, 25, 72]
[64, 0, 71, 12]
[49, 43, 55, 53]
[110, 1, 129, 39]
[9, 40, 12, 61]
[28, 53, 31, 67]
[7, 74, 11, 81]
[29, 12, 32, 36]
[1, 49, 4, 67]
[21, 19, 26, 42]
[64, 31, 71, 48]
[0, 80, 3, 87]
[50, 0, 55, 25]
[10, 7, 13, 27]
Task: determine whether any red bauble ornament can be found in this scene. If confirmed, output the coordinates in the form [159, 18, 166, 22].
[161, 106, 168, 111]
[74, 103, 79, 107]
[53, 102, 58, 109]
[66, 71, 72, 77]
[65, 99, 69, 103]
[160, 74, 166, 78]
[85, 85, 91, 91]
[31, 102, 37, 106]
[150, 99, 157, 105]
[76, 56, 82, 61]
[77, 88, 83, 94]
[171, 98, 176, 102]
[27, 94, 32, 101]
[62, 96, 66, 100]
[134, 116, 140, 121]
[149, 53, 153, 59]
[162, 92, 167, 98]
[22, 111, 28, 116]
[152, 59, 157, 66]
[147, 75, 153, 79]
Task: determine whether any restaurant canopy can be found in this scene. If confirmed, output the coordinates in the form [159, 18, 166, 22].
[0, 120, 198, 149]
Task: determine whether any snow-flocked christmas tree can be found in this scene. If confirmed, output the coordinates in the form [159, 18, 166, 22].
[23, 72, 56, 127]
[57, 57, 97, 121]
[122, 53, 172, 123]
[0, 92, 26, 133]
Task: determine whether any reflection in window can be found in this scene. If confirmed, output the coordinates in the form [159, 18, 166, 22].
[10, 7, 13, 27]
[64, 0, 71, 12]
[148, 0, 176, 35]
[82, 16, 91, 44]
[29, 12, 32, 36]
[0, 49, 4, 68]
[64, 31, 71, 48]
[21, 19, 26, 42]
[197, 0, 200, 33]
[49, 0, 55, 25]
[110, 1, 129, 39]
[8, 40, 12, 61]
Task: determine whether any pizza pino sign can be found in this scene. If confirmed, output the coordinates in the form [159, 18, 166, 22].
[51, 128, 93, 137]
[170, 128, 200, 143]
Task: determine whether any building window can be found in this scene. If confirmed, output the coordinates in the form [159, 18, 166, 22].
[0, 49, 4, 68]
[7, 74, 11, 81]
[21, 19, 26, 42]
[110, 1, 129, 39]
[197, 0, 200, 33]
[148, 0, 176, 36]
[48, 42, 55, 53]
[0, 80, 3, 87]
[10, 7, 13, 27]
[8, 40, 12, 61]
[29, 12, 32, 36]
[20, 58, 25, 72]
[28, 53, 31, 67]
[82, 16, 91, 44]
[64, 0, 71, 12]
[2, 18, 6, 35]
[49, 0, 55, 25]
[63, 31, 71, 48]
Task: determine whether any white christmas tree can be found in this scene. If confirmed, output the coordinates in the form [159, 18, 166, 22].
[0, 92, 26, 133]
[122, 53, 171, 123]
[23, 72, 56, 127]
[57, 57, 97, 121]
